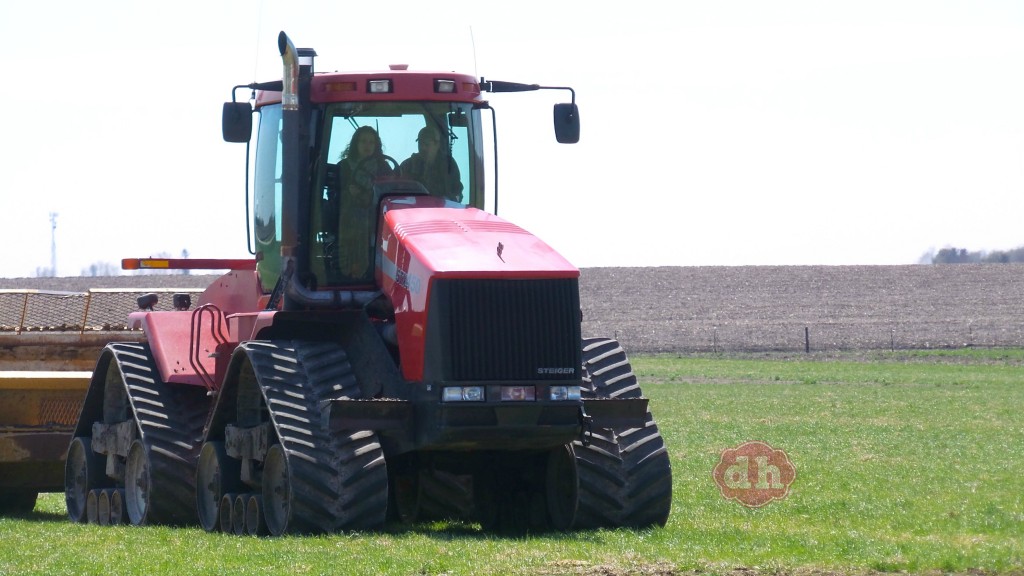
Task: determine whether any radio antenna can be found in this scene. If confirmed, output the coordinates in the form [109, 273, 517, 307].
[49, 212, 58, 277]
[252, 0, 267, 81]
[470, 25, 478, 78]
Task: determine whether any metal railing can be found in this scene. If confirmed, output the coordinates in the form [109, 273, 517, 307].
[0, 289, 207, 335]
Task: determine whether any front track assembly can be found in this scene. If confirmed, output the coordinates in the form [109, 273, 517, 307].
[196, 340, 389, 536]
[573, 337, 673, 528]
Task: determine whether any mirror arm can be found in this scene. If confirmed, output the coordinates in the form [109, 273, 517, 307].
[481, 78, 575, 103]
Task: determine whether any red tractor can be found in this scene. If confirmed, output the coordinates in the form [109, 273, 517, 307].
[64, 32, 672, 535]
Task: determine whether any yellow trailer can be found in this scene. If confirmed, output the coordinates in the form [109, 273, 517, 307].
[0, 371, 91, 512]
[0, 288, 203, 513]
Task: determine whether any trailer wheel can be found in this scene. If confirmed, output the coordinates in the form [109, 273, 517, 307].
[0, 489, 38, 515]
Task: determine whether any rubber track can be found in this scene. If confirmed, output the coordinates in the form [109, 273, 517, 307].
[581, 338, 643, 399]
[573, 337, 673, 528]
[417, 470, 475, 521]
[242, 340, 388, 533]
[108, 343, 209, 525]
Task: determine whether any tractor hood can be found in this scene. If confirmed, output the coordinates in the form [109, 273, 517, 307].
[376, 196, 581, 383]
[378, 197, 578, 280]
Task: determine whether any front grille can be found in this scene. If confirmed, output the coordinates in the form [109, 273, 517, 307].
[434, 278, 581, 381]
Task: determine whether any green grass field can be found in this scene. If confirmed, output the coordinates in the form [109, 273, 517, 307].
[2, 350, 1021, 575]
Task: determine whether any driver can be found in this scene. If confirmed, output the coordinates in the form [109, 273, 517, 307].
[400, 127, 463, 202]
[334, 126, 394, 279]
[338, 126, 395, 206]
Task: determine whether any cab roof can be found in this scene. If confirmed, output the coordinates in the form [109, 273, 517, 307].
[255, 69, 483, 107]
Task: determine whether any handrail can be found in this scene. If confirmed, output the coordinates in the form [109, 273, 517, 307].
[18, 293, 28, 336]
[189, 304, 229, 391]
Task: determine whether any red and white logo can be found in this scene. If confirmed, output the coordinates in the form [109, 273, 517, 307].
[713, 441, 796, 508]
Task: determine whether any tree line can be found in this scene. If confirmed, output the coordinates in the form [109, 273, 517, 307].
[924, 245, 1024, 264]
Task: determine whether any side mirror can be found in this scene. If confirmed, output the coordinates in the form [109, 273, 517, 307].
[553, 103, 580, 144]
[222, 102, 253, 143]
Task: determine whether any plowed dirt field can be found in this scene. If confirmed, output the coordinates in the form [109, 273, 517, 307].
[3, 264, 1022, 354]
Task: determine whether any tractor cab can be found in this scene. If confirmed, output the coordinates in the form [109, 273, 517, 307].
[230, 69, 488, 293]
[222, 42, 579, 301]
[311, 101, 482, 286]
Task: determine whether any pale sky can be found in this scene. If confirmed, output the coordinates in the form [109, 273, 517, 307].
[1, 1, 1021, 277]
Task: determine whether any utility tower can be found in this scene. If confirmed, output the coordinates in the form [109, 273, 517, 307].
[49, 212, 58, 277]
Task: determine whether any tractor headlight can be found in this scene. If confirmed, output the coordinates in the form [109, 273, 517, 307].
[500, 386, 535, 401]
[368, 79, 392, 93]
[442, 386, 484, 402]
[549, 385, 581, 401]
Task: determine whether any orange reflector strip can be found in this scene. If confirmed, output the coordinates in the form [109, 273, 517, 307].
[121, 258, 256, 271]
[323, 81, 358, 92]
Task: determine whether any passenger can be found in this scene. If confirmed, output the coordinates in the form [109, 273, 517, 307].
[335, 126, 394, 279]
[400, 127, 463, 202]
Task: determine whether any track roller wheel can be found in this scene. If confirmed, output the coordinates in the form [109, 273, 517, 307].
[196, 441, 241, 532]
[97, 489, 114, 526]
[65, 437, 105, 523]
[109, 489, 126, 525]
[231, 494, 247, 535]
[219, 493, 237, 533]
[124, 440, 152, 525]
[87, 490, 99, 524]
[261, 444, 291, 536]
[245, 494, 266, 536]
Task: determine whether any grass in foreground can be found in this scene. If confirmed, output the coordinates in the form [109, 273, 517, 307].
[1, 349, 1021, 575]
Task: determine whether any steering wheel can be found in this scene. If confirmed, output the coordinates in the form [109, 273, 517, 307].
[347, 155, 399, 206]
[353, 155, 399, 185]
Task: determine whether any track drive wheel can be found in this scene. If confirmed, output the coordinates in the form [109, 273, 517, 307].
[65, 436, 105, 523]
